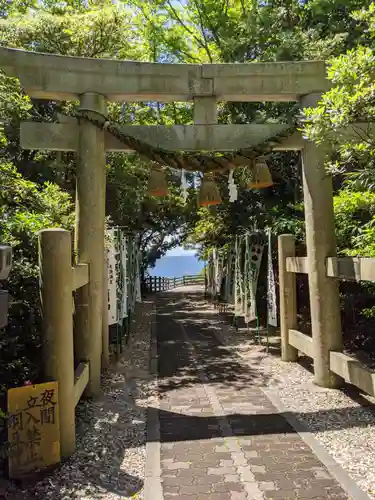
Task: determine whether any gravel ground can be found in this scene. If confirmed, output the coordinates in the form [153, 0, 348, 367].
[6, 288, 375, 499]
[6, 300, 155, 500]
[202, 300, 375, 499]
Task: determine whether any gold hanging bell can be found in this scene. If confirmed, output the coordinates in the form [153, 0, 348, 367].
[248, 157, 273, 189]
[198, 173, 222, 207]
[147, 165, 168, 197]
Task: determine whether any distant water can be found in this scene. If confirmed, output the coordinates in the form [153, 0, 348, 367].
[149, 255, 204, 278]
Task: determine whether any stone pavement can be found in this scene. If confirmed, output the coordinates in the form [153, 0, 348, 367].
[147, 287, 361, 500]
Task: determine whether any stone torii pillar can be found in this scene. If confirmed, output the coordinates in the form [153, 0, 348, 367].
[300, 93, 343, 388]
[75, 93, 107, 397]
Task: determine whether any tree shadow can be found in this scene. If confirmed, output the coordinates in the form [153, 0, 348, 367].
[156, 291, 271, 394]
[154, 288, 375, 442]
[147, 403, 375, 444]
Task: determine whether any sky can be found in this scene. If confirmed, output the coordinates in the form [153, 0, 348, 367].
[165, 246, 197, 256]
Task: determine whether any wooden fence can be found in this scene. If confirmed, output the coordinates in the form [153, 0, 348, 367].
[143, 274, 204, 293]
[279, 234, 375, 397]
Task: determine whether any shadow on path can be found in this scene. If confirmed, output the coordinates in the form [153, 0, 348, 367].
[154, 288, 375, 442]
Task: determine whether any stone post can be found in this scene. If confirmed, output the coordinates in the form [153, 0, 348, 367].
[300, 93, 343, 388]
[278, 235, 298, 362]
[75, 93, 107, 397]
[194, 95, 217, 299]
[193, 96, 218, 124]
[39, 229, 75, 458]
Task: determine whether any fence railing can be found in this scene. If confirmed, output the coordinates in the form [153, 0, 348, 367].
[279, 234, 375, 398]
[143, 274, 205, 293]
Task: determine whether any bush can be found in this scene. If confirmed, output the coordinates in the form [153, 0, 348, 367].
[0, 163, 74, 392]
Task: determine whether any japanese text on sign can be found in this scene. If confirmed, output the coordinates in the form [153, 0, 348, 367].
[7, 381, 60, 478]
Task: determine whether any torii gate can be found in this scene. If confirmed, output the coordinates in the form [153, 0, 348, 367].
[0, 47, 358, 457]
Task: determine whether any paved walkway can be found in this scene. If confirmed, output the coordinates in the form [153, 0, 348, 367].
[146, 287, 360, 500]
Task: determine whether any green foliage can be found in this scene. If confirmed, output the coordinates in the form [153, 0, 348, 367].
[0, 163, 74, 392]
[333, 189, 375, 255]
[303, 4, 375, 187]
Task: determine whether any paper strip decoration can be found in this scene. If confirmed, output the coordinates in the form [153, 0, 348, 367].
[106, 228, 141, 325]
[107, 229, 118, 326]
[181, 169, 188, 203]
[267, 229, 278, 327]
[244, 233, 265, 323]
[234, 236, 243, 316]
[228, 169, 238, 202]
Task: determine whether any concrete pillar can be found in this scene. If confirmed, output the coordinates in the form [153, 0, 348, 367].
[194, 96, 217, 301]
[193, 96, 218, 124]
[300, 93, 343, 388]
[75, 92, 107, 397]
[278, 235, 298, 362]
[39, 229, 75, 458]
[102, 254, 109, 369]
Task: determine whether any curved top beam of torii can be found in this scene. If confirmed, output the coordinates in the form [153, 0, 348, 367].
[0, 46, 372, 160]
[0, 46, 329, 102]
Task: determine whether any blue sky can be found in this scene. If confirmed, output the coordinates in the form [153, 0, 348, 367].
[165, 246, 197, 256]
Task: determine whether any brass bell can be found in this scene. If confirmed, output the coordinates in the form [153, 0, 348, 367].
[248, 157, 273, 188]
[148, 165, 168, 197]
[198, 173, 222, 207]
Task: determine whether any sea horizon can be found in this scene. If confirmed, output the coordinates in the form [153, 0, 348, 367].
[149, 253, 205, 278]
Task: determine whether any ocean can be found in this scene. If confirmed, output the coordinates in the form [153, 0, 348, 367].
[149, 254, 204, 278]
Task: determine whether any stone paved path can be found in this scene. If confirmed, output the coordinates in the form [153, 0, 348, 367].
[150, 287, 354, 500]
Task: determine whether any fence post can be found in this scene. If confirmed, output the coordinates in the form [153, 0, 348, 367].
[183, 276, 186, 286]
[153, 276, 156, 292]
[174, 277, 176, 288]
[278, 235, 298, 362]
[39, 228, 76, 458]
[102, 254, 109, 369]
[158, 277, 161, 291]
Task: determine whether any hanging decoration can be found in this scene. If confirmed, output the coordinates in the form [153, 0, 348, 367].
[106, 228, 142, 333]
[106, 229, 118, 326]
[234, 236, 244, 317]
[243, 234, 255, 323]
[248, 157, 273, 189]
[207, 253, 216, 300]
[180, 169, 189, 203]
[198, 173, 221, 207]
[228, 169, 238, 202]
[135, 246, 142, 303]
[148, 164, 168, 197]
[214, 248, 222, 297]
[267, 228, 277, 327]
[119, 232, 128, 321]
[224, 245, 234, 305]
[246, 232, 266, 323]
[74, 109, 296, 174]
[67, 109, 298, 207]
